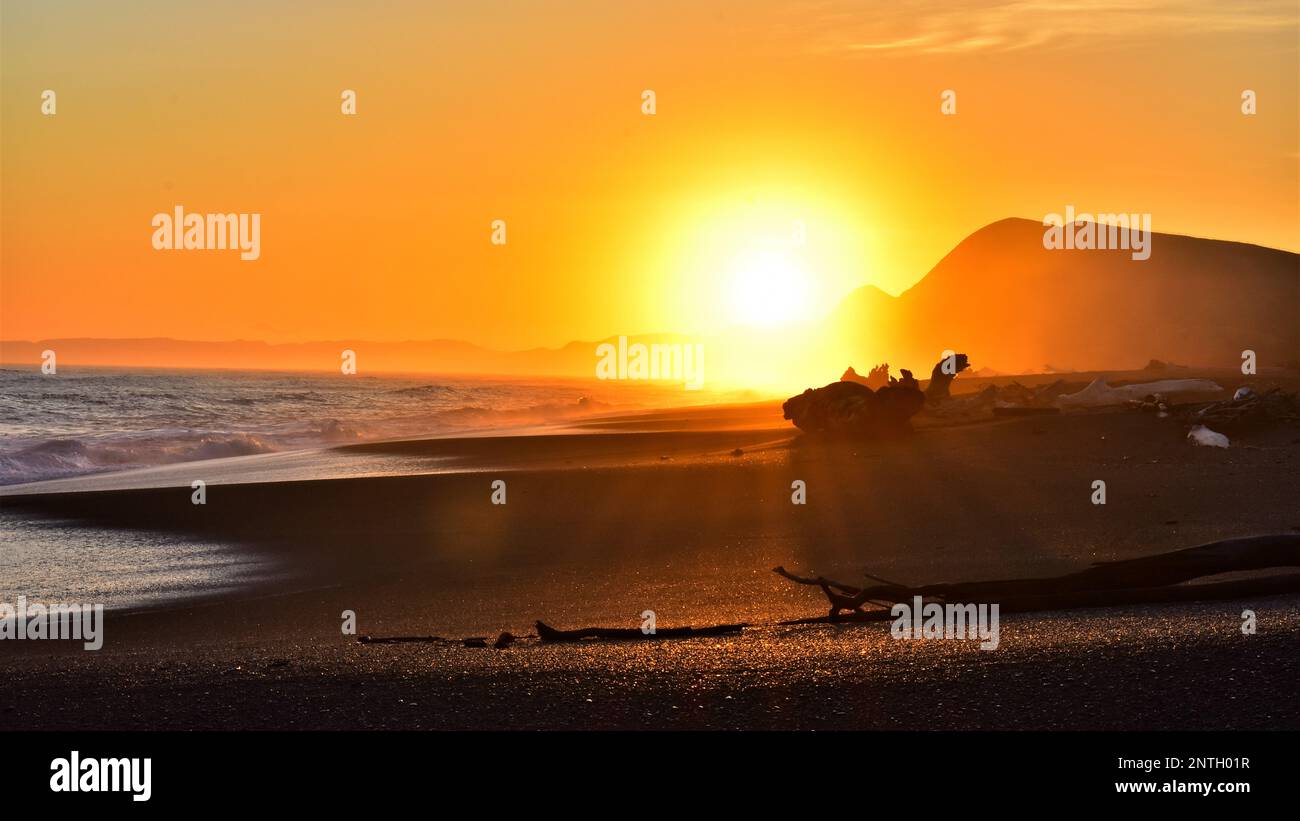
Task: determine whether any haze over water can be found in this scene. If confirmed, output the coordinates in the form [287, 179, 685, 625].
[0, 366, 706, 485]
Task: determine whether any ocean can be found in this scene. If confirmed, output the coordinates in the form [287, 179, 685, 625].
[0, 365, 702, 486]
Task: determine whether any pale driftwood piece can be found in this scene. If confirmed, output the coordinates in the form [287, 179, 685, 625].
[536, 620, 744, 643]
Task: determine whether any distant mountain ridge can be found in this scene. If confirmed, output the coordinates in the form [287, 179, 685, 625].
[1, 337, 474, 373]
[0, 334, 699, 378]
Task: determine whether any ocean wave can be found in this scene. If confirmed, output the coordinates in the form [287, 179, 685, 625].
[431, 396, 608, 427]
[389, 384, 456, 396]
[0, 433, 277, 485]
[296, 419, 363, 442]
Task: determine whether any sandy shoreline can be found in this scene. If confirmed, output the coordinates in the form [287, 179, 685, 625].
[3, 374, 1299, 729]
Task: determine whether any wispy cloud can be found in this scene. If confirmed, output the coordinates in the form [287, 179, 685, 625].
[788, 0, 1298, 56]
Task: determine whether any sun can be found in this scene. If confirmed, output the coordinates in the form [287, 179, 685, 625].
[726, 247, 812, 327]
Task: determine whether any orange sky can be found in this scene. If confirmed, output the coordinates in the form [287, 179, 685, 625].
[2, 0, 1297, 350]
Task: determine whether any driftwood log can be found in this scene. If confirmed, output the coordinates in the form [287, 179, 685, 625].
[536, 620, 744, 643]
[358, 631, 516, 648]
[776, 534, 1300, 621]
[357, 634, 448, 645]
[925, 353, 971, 403]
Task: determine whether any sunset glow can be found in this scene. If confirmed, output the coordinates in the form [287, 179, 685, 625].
[2, 1, 1295, 383]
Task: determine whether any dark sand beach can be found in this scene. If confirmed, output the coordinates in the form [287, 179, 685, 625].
[3, 372, 1298, 730]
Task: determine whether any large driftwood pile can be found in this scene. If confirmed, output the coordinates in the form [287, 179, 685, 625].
[782, 354, 972, 435]
[1190, 388, 1300, 432]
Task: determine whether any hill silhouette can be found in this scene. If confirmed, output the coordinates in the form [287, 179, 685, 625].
[827, 218, 1298, 374]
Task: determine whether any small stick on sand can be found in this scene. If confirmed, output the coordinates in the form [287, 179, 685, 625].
[535, 620, 745, 643]
[357, 635, 448, 645]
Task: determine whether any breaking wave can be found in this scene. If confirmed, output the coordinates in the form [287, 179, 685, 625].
[0, 433, 278, 484]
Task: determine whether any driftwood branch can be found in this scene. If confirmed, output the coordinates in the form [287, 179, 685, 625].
[777, 534, 1300, 620]
[536, 620, 744, 643]
[772, 566, 861, 595]
[778, 573, 1300, 625]
[358, 631, 518, 648]
[772, 566, 903, 615]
